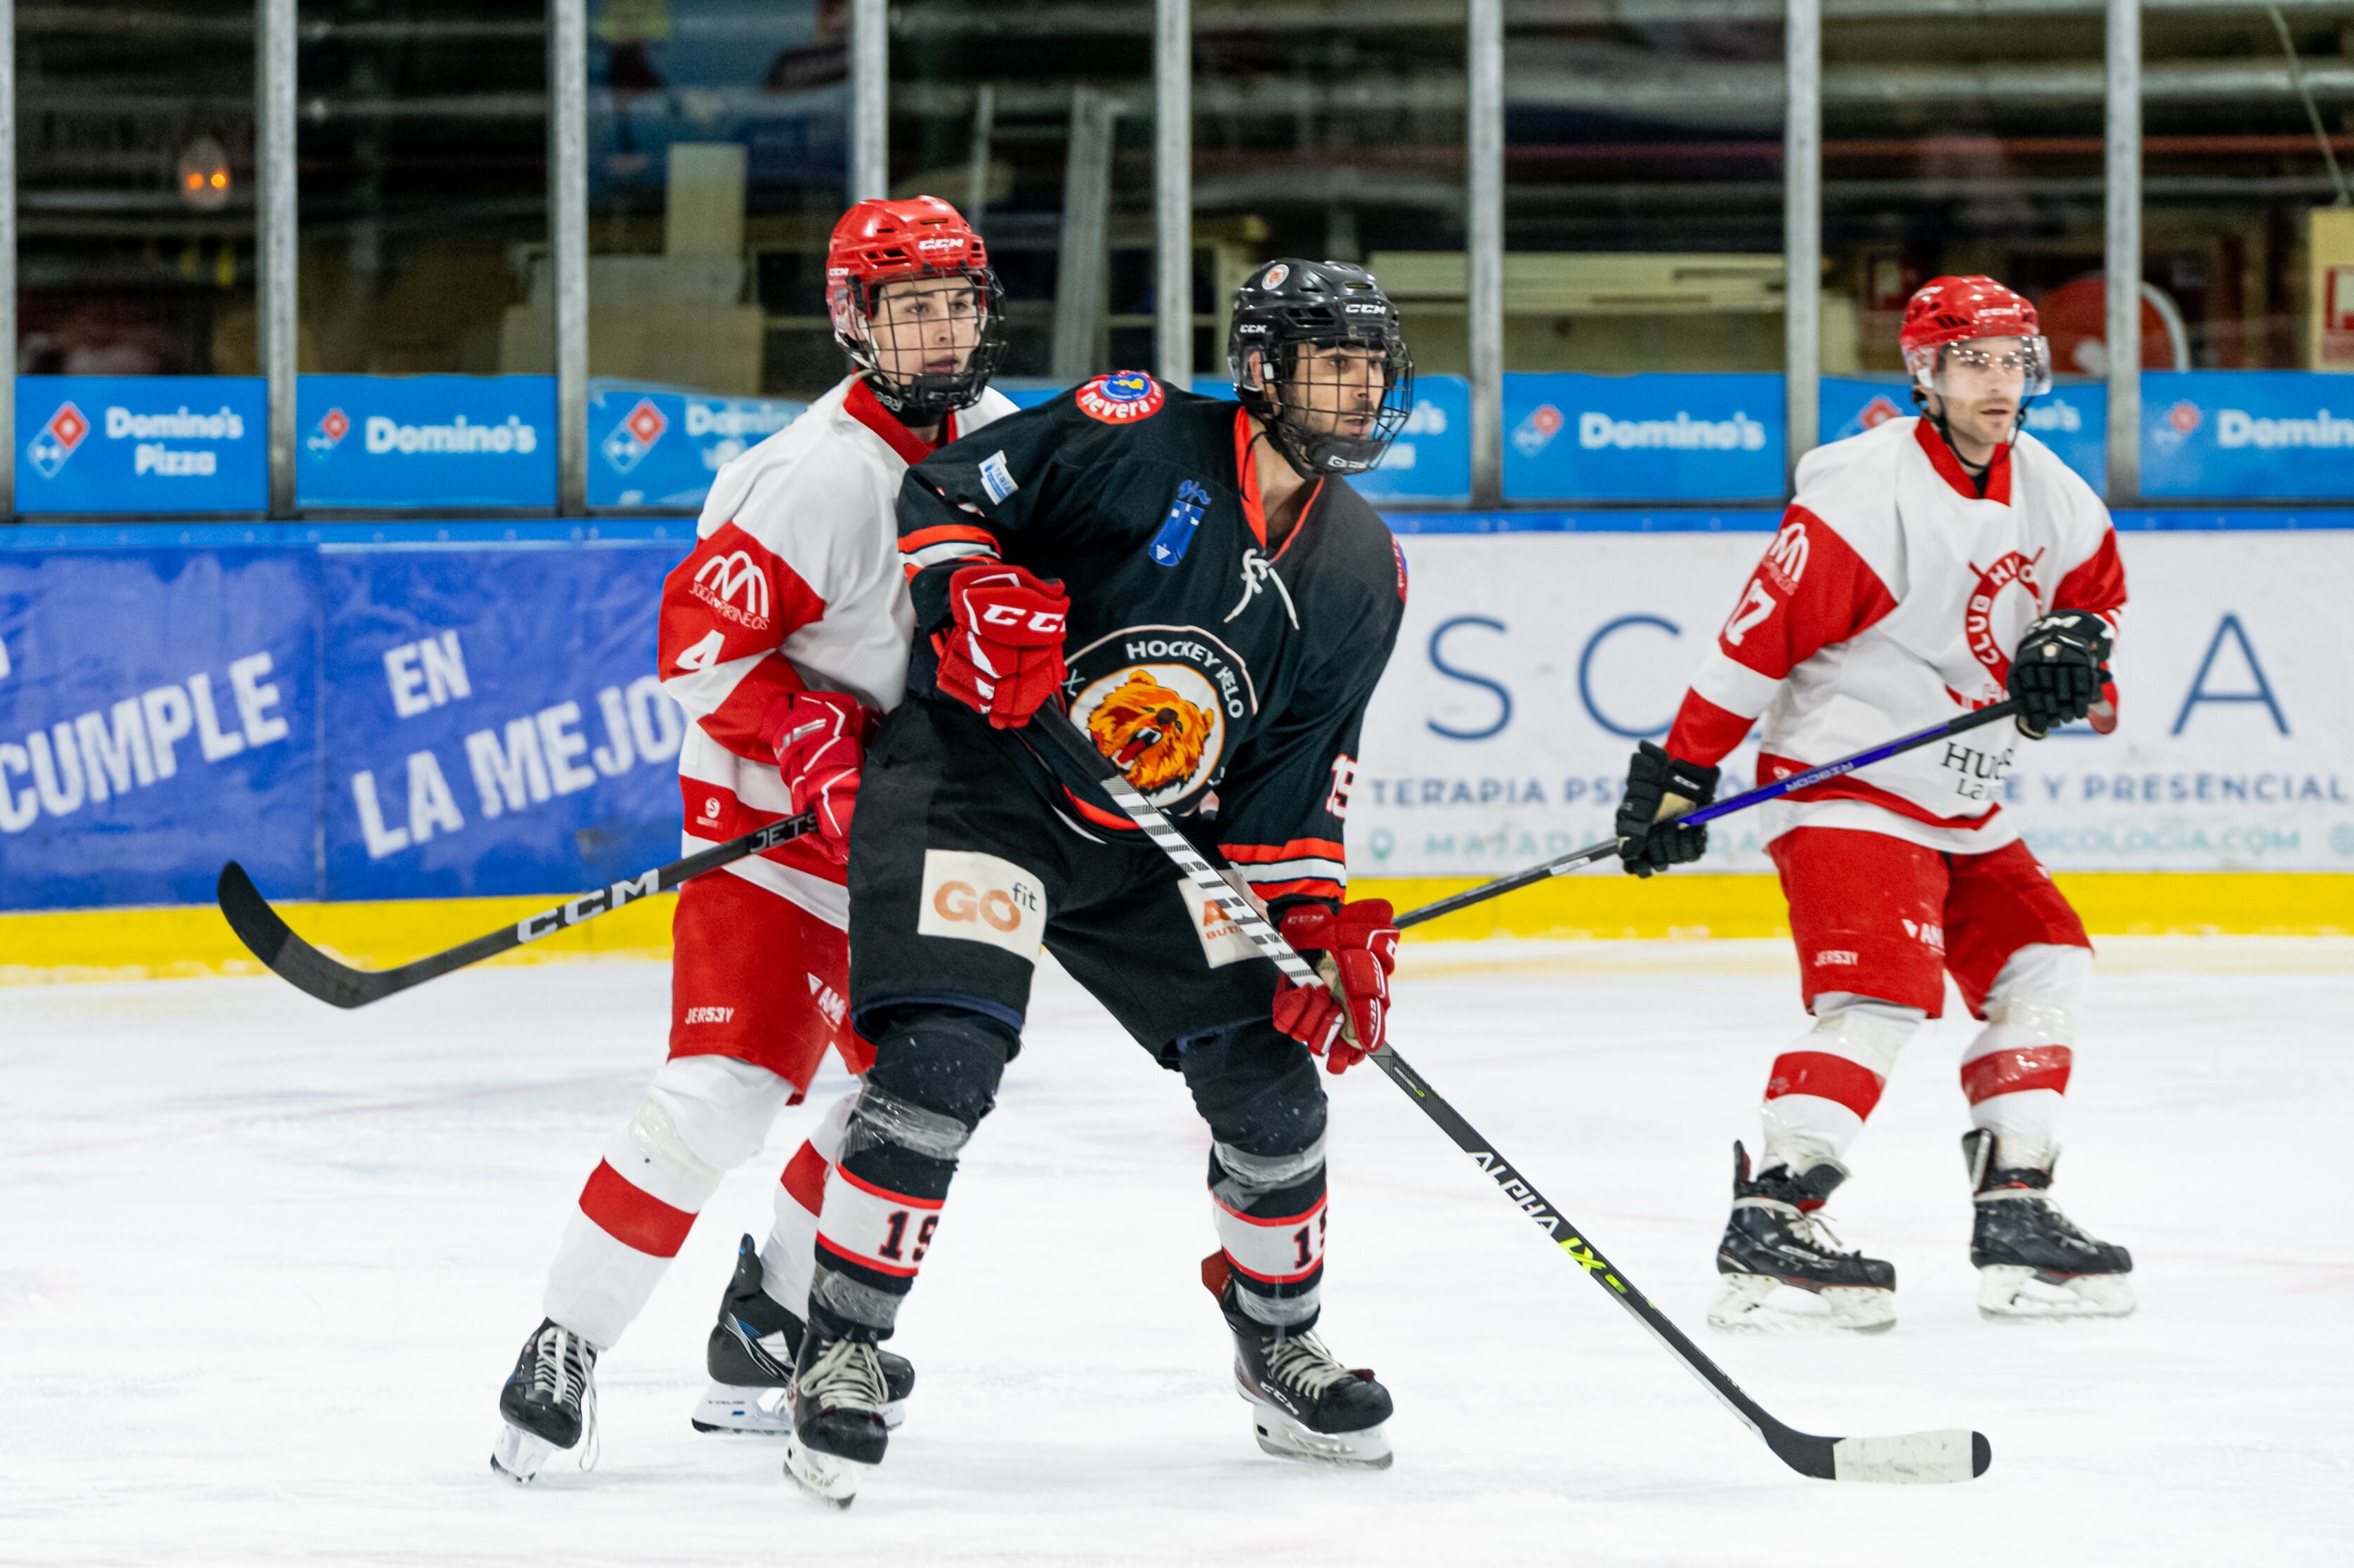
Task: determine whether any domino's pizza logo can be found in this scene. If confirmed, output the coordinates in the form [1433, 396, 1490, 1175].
[1857, 394, 1904, 431]
[1510, 403, 1563, 457]
[27, 402, 90, 478]
[307, 406, 351, 459]
[1076, 370, 1164, 424]
[601, 398, 668, 473]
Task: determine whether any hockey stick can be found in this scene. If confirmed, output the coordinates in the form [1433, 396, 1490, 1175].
[1029, 711, 1989, 1484]
[1397, 697, 2025, 930]
[215, 811, 818, 1010]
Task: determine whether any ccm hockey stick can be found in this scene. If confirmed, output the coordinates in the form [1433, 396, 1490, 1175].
[1031, 711, 1989, 1484]
[216, 811, 818, 1010]
[1397, 697, 2025, 930]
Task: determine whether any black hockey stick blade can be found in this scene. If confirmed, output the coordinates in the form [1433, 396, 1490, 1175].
[215, 813, 816, 1010]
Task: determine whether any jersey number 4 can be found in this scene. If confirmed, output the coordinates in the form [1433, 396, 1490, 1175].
[674, 629, 728, 672]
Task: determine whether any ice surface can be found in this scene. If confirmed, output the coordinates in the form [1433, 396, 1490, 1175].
[3, 937, 2348, 1566]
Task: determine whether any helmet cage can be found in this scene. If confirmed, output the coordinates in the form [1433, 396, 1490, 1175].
[832, 265, 1009, 424]
[1904, 334, 2054, 403]
[1234, 326, 1413, 477]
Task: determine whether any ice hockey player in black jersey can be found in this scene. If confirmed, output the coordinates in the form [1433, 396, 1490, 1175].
[779, 259, 1416, 1503]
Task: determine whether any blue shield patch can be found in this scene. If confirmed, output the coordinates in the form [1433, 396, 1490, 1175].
[1150, 479, 1212, 566]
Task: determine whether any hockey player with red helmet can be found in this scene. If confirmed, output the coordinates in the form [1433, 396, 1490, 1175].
[1614, 275, 2134, 1332]
[490, 195, 1019, 1482]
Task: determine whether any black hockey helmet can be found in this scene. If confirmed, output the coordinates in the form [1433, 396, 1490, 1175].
[1227, 259, 1414, 479]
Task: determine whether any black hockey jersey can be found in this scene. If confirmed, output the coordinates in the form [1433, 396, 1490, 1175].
[896, 370, 1408, 915]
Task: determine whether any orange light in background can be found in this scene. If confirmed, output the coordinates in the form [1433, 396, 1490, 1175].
[178, 135, 232, 213]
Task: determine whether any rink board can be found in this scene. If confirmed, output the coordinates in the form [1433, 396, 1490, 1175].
[4, 870, 2345, 986]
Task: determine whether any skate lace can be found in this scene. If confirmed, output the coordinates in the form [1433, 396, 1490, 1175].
[1264, 1331, 1356, 1400]
[1737, 1195, 1857, 1258]
[799, 1336, 888, 1414]
[530, 1323, 599, 1472]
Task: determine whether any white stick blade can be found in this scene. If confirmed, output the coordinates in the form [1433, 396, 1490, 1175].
[1830, 1430, 1984, 1484]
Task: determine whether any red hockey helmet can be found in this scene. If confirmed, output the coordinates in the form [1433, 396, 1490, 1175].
[1900, 275, 2052, 398]
[826, 196, 1006, 422]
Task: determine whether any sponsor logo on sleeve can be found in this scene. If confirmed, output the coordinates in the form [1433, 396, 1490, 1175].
[689, 550, 773, 630]
[979, 449, 1018, 504]
[916, 849, 1050, 960]
[1075, 371, 1165, 424]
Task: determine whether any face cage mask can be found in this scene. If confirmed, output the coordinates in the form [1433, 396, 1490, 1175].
[839, 269, 1009, 424]
[1243, 337, 1416, 479]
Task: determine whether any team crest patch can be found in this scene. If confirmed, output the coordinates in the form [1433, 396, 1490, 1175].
[1076, 371, 1164, 424]
[1150, 479, 1212, 566]
[1064, 625, 1260, 809]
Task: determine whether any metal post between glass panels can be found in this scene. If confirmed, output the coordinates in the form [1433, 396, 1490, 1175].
[1467, 0, 1503, 509]
[852, 0, 888, 203]
[0, 0, 15, 520]
[259, 0, 296, 518]
[2105, 0, 2140, 504]
[1784, 0, 1821, 486]
[1154, 0, 1191, 387]
[551, 0, 588, 516]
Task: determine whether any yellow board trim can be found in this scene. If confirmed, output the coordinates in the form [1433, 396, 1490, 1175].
[1, 873, 2348, 987]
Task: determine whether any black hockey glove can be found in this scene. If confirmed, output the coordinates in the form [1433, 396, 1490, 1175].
[2007, 611, 2112, 739]
[1616, 742, 1720, 878]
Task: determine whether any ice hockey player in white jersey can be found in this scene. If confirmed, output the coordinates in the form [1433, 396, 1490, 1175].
[490, 195, 1019, 1483]
[1614, 276, 2134, 1332]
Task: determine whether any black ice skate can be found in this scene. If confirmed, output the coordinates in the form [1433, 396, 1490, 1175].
[1964, 1130, 2136, 1321]
[1709, 1141, 1897, 1333]
[780, 1323, 892, 1507]
[693, 1235, 913, 1435]
[490, 1318, 599, 1484]
[1214, 1267, 1394, 1469]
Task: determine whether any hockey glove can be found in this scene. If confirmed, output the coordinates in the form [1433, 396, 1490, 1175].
[761, 689, 872, 863]
[1616, 742, 1720, 878]
[1270, 899, 1399, 1075]
[2008, 611, 2113, 739]
[935, 563, 1070, 730]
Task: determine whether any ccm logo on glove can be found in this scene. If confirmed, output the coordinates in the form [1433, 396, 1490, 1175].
[936, 563, 1071, 729]
[1270, 899, 1400, 1075]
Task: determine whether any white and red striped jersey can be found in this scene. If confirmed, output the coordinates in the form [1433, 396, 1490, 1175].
[1665, 416, 2127, 854]
[658, 374, 1017, 925]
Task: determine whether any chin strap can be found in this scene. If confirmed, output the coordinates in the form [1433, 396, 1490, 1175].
[1910, 386, 2032, 499]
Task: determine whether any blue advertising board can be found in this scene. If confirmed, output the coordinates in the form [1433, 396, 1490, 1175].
[588, 380, 807, 509]
[296, 375, 556, 509]
[318, 544, 683, 899]
[1502, 373, 1785, 502]
[15, 376, 268, 514]
[2139, 370, 2354, 499]
[0, 544, 318, 906]
[1817, 376, 2107, 494]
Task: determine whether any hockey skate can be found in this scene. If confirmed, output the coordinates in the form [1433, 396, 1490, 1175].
[693, 1235, 914, 1435]
[780, 1324, 892, 1507]
[490, 1318, 599, 1484]
[1964, 1131, 2136, 1321]
[1214, 1270, 1393, 1470]
[1709, 1142, 1897, 1333]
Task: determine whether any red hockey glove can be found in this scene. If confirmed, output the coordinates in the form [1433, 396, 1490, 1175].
[935, 563, 1070, 730]
[759, 689, 872, 863]
[1269, 899, 1399, 1075]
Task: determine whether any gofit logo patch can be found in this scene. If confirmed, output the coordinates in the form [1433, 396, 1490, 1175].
[1075, 370, 1164, 424]
[917, 849, 1048, 961]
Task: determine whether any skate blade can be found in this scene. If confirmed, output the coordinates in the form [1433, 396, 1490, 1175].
[783, 1432, 875, 1507]
[489, 1421, 561, 1486]
[1243, 1401, 1393, 1470]
[693, 1380, 908, 1434]
[1977, 1265, 2136, 1321]
[1708, 1273, 1895, 1334]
